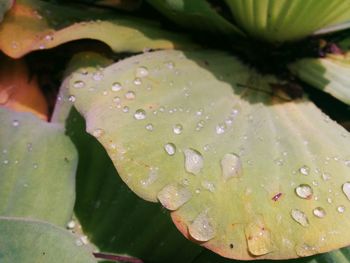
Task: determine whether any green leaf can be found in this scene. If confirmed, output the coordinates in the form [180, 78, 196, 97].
[0, 0, 195, 59]
[289, 53, 350, 105]
[224, 0, 350, 42]
[0, 216, 96, 263]
[66, 108, 203, 263]
[147, 0, 244, 37]
[0, 107, 77, 226]
[66, 49, 350, 260]
[0, 0, 13, 22]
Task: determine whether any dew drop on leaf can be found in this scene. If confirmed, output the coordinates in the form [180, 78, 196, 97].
[134, 109, 146, 120]
[68, 95, 76, 102]
[173, 124, 183, 134]
[73, 80, 85, 88]
[337, 205, 345, 213]
[164, 143, 176, 156]
[133, 78, 142, 85]
[92, 128, 104, 138]
[12, 120, 19, 127]
[189, 210, 216, 242]
[136, 66, 149, 78]
[125, 91, 136, 100]
[245, 221, 272, 256]
[291, 209, 309, 227]
[295, 243, 317, 257]
[313, 207, 326, 218]
[299, 165, 310, 175]
[111, 82, 122, 92]
[342, 182, 350, 200]
[157, 184, 191, 210]
[295, 184, 313, 199]
[184, 148, 204, 175]
[221, 153, 242, 180]
[145, 123, 154, 131]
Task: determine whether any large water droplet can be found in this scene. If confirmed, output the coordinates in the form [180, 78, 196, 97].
[342, 182, 350, 200]
[221, 153, 242, 180]
[295, 243, 317, 257]
[111, 82, 122, 92]
[313, 207, 326, 218]
[134, 109, 146, 120]
[136, 66, 149, 78]
[245, 221, 273, 256]
[157, 184, 191, 210]
[189, 210, 216, 242]
[291, 209, 309, 227]
[184, 148, 203, 175]
[73, 80, 85, 88]
[295, 184, 313, 199]
[164, 143, 176, 156]
[173, 124, 183, 135]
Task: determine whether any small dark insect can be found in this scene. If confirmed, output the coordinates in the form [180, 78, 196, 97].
[269, 82, 303, 100]
[272, 193, 283, 202]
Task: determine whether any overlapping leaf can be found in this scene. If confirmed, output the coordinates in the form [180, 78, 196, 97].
[0, 216, 96, 263]
[66, 49, 350, 260]
[0, 108, 77, 226]
[289, 52, 350, 105]
[0, 0, 195, 59]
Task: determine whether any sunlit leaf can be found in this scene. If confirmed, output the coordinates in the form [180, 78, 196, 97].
[0, 216, 96, 263]
[0, 55, 48, 120]
[289, 52, 350, 105]
[0, 108, 77, 226]
[225, 0, 350, 42]
[147, 0, 244, 37]
[0, 0, 195, 59]
[66, 49, 350, 260]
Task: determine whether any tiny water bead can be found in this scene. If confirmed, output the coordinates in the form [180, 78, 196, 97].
[134, 109, 146, 120]
[313, 207, 326, 218]
[111, 82, 123, 92]
[125, 91, 136, 100]
[145, 123, 154, 131]
[173, 124, 183, 135]
[295, 184, 313, 199]
[133, 78, 142, 85]
[215, 123, 226, 134]
[299, 165, 310, 175]
[337, 205, 345, 213]
[164, 143, 176, 156]
[136, 66, 149, 78]
[12, 120, 19, 127]
[342, 182, 350, 200]
[221, 153, 242, 180]
[68, 95, 76, 102]
[188, 210, 216, 242]
[157, 184, 191, 210]
[92, 128, 104, 138]
[291, 209, 309, 227]
[66, 220, 76, 229]
[184, 148, 204, 175]
[73, 80, 85, 88]
[201, 181, 215, 192]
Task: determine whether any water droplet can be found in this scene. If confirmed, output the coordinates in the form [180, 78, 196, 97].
[295, 243, 317, 257]
[67, 220, 76, 229]
[337, 205, 345, 213]
[322, 172, 331, 181]
[134, 109, 146, 120]
[184, 148, 204, 175]
[125, 91, 136, 100]
[215, 123, 226, 134]
[173, 124, 183, 135]
[313, 207, 326, 218]
[342, 182, 350, 200]
[299, 165, 310, 175]
[122, 106, 129, 113]
[73, 80, 85, 88]
[92, 71, 103, 81]
[201, 181, 215, 192]
[164, 143, 176, 156]
[221, 153, 242, 180]
[136, 66, 149, 78]
[291, 209, 309, 227]
[295, 184, 313, 199]
[12, 120, 19, 127]
[145, 123, 153, 131]
[44, 34, 54, 41]
[68, 95, 76, 102]
[345, 160, 350, 167]
[157, 184, 191, 210]
[33, 163, 38, 169]
[165, 61, 175, 69]
[92, 128, 104, 138]
[133, 78, 142, 85]
[3, 159, 9, 165]
[141, 167, 158, 187]
[188, 210, 216, 242]
[245, 221, 273, 256]
[111, 82, 122, 91]
[75, 239, 83, 246]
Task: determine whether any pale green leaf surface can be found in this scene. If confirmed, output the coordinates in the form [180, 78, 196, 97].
[147, 0, 244, 37]
[0, 0, 195, 59]
[0, 0, 13, 22]
[0, 107, 77, 226]
[66, 109, 203, 263]
[67, 50, 350, 260]
[289, 53, 350, 105]
[225, 0, 350, 42]
[0, 216, 96, 263]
